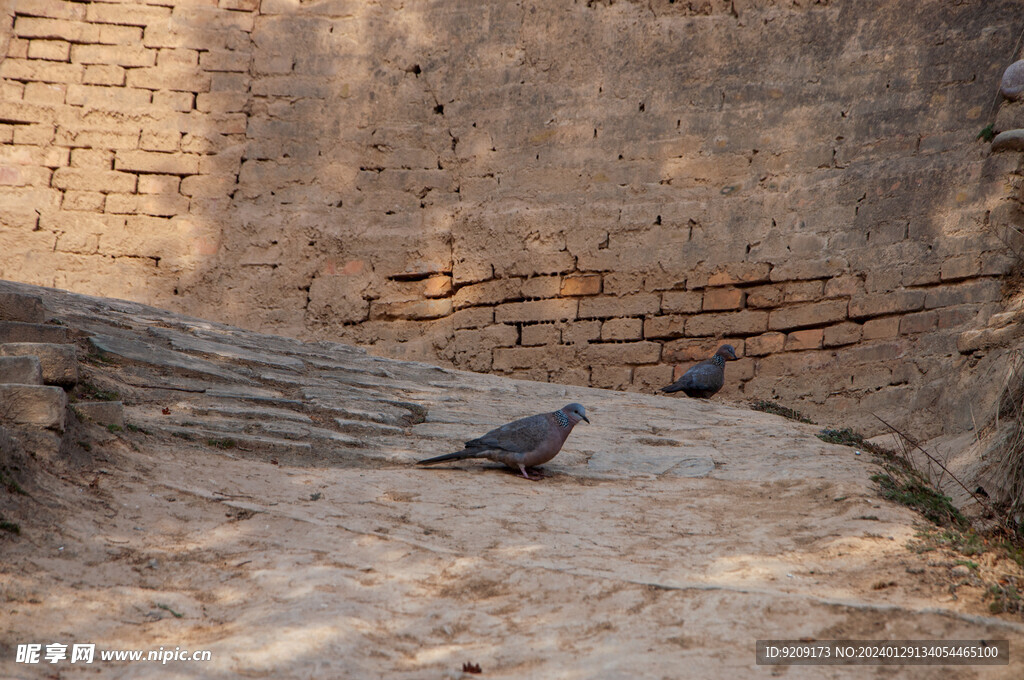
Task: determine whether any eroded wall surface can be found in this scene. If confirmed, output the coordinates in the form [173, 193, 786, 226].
[2, 0, 1023, 435]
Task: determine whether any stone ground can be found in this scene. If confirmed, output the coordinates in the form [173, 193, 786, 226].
[1, 280, 1023, 679]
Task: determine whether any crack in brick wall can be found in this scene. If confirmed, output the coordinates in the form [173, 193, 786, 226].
[2, 0, 1024, 438]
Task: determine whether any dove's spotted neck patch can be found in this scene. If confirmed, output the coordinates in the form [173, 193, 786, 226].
[712, 354, 726, 368]
[554, 410, 569, 428]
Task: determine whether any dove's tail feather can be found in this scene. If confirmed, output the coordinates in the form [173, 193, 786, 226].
[417, 449, 483, 465]
[660, 382, 682, 393]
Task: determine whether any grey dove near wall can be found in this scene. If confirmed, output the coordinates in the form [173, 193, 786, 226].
[660, 344, 738, 398]
[417, 403, 589, 480]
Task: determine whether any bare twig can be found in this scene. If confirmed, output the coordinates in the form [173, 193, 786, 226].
[996, 350, 1024, 528]
[969, 402, 979, 445]
[871, 412, 1009, 534]
[895, 431, 915, 476]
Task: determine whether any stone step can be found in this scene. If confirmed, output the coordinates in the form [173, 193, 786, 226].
[0, 384, 67, 431]
[188, 403, 314, 423]
[0, 355, 43, 385]
[89, 334, 252, 384]
[132, 407, 363, 448]
[0, 320, 68, 344]
[148, 327, 305, 370]
[0, 292, 46, 323]
[299, 387, 418, 426]
[73, 401, 124, 428]
[256, 420, 363, 446]
[0, 343, 78, 386]
[146, 422, 314, 454]
[333, 417, 405, 436]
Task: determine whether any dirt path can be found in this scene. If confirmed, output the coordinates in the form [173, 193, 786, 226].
[1, 281, 1022, 679]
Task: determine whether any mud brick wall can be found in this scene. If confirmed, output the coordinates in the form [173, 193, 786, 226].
[1, 0, 1023, 437]
[0, 0, 252, 302]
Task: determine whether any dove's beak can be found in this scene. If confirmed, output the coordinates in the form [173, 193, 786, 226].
[582, 415, 590, 424]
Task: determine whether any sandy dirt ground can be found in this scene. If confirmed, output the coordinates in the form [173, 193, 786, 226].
[1, 282, 1023, 679]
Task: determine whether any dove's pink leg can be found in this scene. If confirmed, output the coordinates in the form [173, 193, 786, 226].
[518, 464, 542, 481]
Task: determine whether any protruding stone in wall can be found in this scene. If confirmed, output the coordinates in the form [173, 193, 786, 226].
[991, 129, 1024, 152]
[1000, 60, 1024, 100]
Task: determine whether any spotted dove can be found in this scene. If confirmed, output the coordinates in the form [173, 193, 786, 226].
[417, 403, 590, 480]
[660, 344, 738, 398]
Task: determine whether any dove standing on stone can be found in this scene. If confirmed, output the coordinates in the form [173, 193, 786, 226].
[660, 344, 738, 398]
[417, 403, 590, 480]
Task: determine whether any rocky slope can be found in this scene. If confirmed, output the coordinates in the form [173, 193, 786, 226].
[0, 279, 1022, 679]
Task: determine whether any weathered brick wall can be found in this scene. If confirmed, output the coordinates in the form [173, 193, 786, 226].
[1, 0, 1023, 437]
[0, 0, 251, 304]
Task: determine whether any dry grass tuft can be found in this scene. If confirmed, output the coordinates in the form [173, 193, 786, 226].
[996, 350, 1024, 537]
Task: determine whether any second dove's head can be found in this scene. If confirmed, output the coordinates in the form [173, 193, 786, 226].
[563, 403, 590, 424]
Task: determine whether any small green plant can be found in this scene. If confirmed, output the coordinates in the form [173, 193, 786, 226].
[155, 603, 184, 618]
[986, 582, 1021, 615]
[310, 492, 322, 501]
[978, 123, 996, 143]
[171, 431, 194, 441]
[0, 518, 21, 535]
[872, 471, 967, 528]
[106, 424, 123, 433]
[206, 438, 236, 450]
[77, 383, 120, 402]
[997, 538, 1024, 569]
[82, 352, 116, 366]
[909, 527, 984, 556]
[818, 427, 891, 456]
[819, 427, 859, 445]
[750, 400, 813, 424]
[125, 423, 149, 434]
